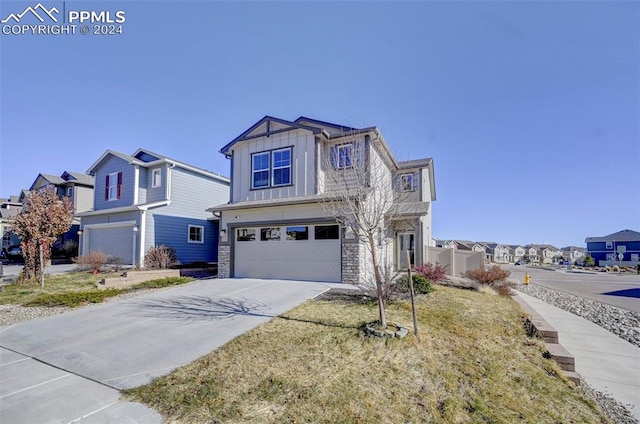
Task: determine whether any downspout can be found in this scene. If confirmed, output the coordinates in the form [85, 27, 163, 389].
[166, 163, 175, 201]
[133, 166, 139, 205]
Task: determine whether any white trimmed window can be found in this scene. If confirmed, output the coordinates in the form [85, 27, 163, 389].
[106, 172, 121, 201]
[605, 241, 613, 249]
[330, 144, 353, 169]
[188, 225, 204, 243]
[152, 168, 162, 188]
[400, 173, 416, 191]
[66, 186, 73, 197]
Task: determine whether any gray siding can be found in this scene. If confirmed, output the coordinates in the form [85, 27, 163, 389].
[166, 167, 229, 218]
[93, 155, 135, 210]
[145, 166, 166, 204]
[80, 210, 140, 227]
[138, 167, 148, 205]
[74, 185, 94, 213]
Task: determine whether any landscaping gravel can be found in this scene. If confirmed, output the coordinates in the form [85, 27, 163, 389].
[514, 280, 640, 424]
[514, 281, 640, 348]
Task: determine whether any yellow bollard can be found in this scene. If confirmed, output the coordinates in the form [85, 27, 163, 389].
[524, 273, 530, 285]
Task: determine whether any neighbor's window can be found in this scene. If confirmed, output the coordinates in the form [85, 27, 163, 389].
[152, 168, 162, 188]
[106, 172, 122, 201]
[252, 152, 270, 189]
[66, 186, 73, 197]
[400, 174, 416, 192]
[272, 148, 292, 186]
[237, 228, 256, 241]
[261, 227, 281, 241]
[315, 225, 340, 240]
[605, 241, 613, 249]
[286, 226, 308, 240]
[188, 225, 204, 243]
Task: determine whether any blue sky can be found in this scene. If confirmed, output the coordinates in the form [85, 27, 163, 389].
[1, 1, 638, 248]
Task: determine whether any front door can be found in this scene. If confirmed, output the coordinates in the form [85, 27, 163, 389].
[398, 232, 415, 269]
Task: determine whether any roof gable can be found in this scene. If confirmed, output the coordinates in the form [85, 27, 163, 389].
[87, 150, 142, 175]
[585, 229, 640, 243]
[220, 116, 322, 155]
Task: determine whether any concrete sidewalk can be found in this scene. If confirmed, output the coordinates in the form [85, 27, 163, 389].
[515, 291, 640, 421]
[0, 278, 346, 423]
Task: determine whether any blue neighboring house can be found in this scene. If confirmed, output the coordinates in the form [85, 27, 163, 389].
[585, 229, 640, 266]
[77, 148, 230, 266]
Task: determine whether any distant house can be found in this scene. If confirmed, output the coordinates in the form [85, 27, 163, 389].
[585, 229, 640, 266]
[27, 171, 95, 248]
[208, 116, 436, 283]
[0, 195, 22, 251]
[523, 245, 539, 264]
[481, 242, 510, 263]
[529, 244, 563, 264]
[77, 148, 229, 266]
[561, 246, 587, 264]
[508, 245, 526, 263]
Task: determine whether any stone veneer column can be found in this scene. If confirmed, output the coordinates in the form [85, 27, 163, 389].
[341, 240, 360, 284]
[218, 245, 230, 278]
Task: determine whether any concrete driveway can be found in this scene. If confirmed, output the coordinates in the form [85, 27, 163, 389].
[0, 278, 345, 423]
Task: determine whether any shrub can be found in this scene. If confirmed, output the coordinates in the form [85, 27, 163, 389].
[73, 251, 106, 273]
[463, 265, 514, 296]
[145, 245, 178, 269]
[612, 265, 620, 272]
[133, 277, 193, 290]
[104, 255, 124, 272]
[24, 289, 125, 307]
[413, 262, 447, 282]
[395, 274, 435, 295]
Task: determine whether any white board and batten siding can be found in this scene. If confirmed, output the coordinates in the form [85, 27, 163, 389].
[231, 129, 316, 203]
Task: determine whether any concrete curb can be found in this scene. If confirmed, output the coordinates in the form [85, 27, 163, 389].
[513, 293, 581, 385]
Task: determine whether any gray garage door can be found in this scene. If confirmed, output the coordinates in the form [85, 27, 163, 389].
[87, 226, 134, 265]
[234, 224, 341, 282]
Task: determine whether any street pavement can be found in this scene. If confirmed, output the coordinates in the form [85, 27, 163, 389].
[506, 264, 640, 313]
[0, 278, 347, 423]
[516, 291, 640, 421]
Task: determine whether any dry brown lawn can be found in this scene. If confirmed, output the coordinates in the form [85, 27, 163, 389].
[127, 286, 607, 424]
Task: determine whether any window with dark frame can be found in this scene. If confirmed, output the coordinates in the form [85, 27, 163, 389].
[261, 227, 281, 241]
[272, 148, 291, 186]
[252, 152, 270, 189]
[286, 226, 308, 240]
[315, 225, 340, 240]
[237, 228, 256, 241]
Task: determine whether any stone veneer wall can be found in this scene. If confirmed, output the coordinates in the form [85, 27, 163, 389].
[218, 244, 230, 278]
[341, 240, 360, 284]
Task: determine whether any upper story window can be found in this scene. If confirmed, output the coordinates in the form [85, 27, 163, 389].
[152, 168, 162, 188]
[400, 173, 416, 191]
[330, 144, 353, 169]
[66, 186, 73, 197]
[252, 152, 270, 189]
[251, 147, 293, 189]
[105, 172, 122, 201]
[272, 148, 291, 186]
[605, 241, 613, 249]
[188, 225, 204, 243]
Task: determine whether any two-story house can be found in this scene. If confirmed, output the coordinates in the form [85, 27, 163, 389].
[481, 243, 510, 263]
[0, 195, 23, 252]
[208, 116, 436, 284]
[27, 171, 95, 247]
[77, 148, 229, 266]
[585, 229, 640, 266]
[561, 246, 586, 264]
[508, 245, 526, 263]
[529, 244, 563, 264]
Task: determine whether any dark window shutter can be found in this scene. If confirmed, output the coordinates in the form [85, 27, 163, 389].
[117, 172, 122, 199]
[105, 175, 110, 200]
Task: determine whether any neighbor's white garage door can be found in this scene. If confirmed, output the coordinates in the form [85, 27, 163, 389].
[87, 226, 134, 265]
[234, 224, 341, 282]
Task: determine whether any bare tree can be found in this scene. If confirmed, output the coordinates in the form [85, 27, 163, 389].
[12, 187, 74, 287]
[318, 132, 409, 328]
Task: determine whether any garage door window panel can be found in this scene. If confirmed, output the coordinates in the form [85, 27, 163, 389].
[315, 225, 340, 240]
[261, 227, 281, 241]
[286, 226, 308, 240]
[237, 228, 256, 241]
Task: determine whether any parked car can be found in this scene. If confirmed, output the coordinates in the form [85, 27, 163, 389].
[515, 260, 523, 265]
[6, 246, 23, 263]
